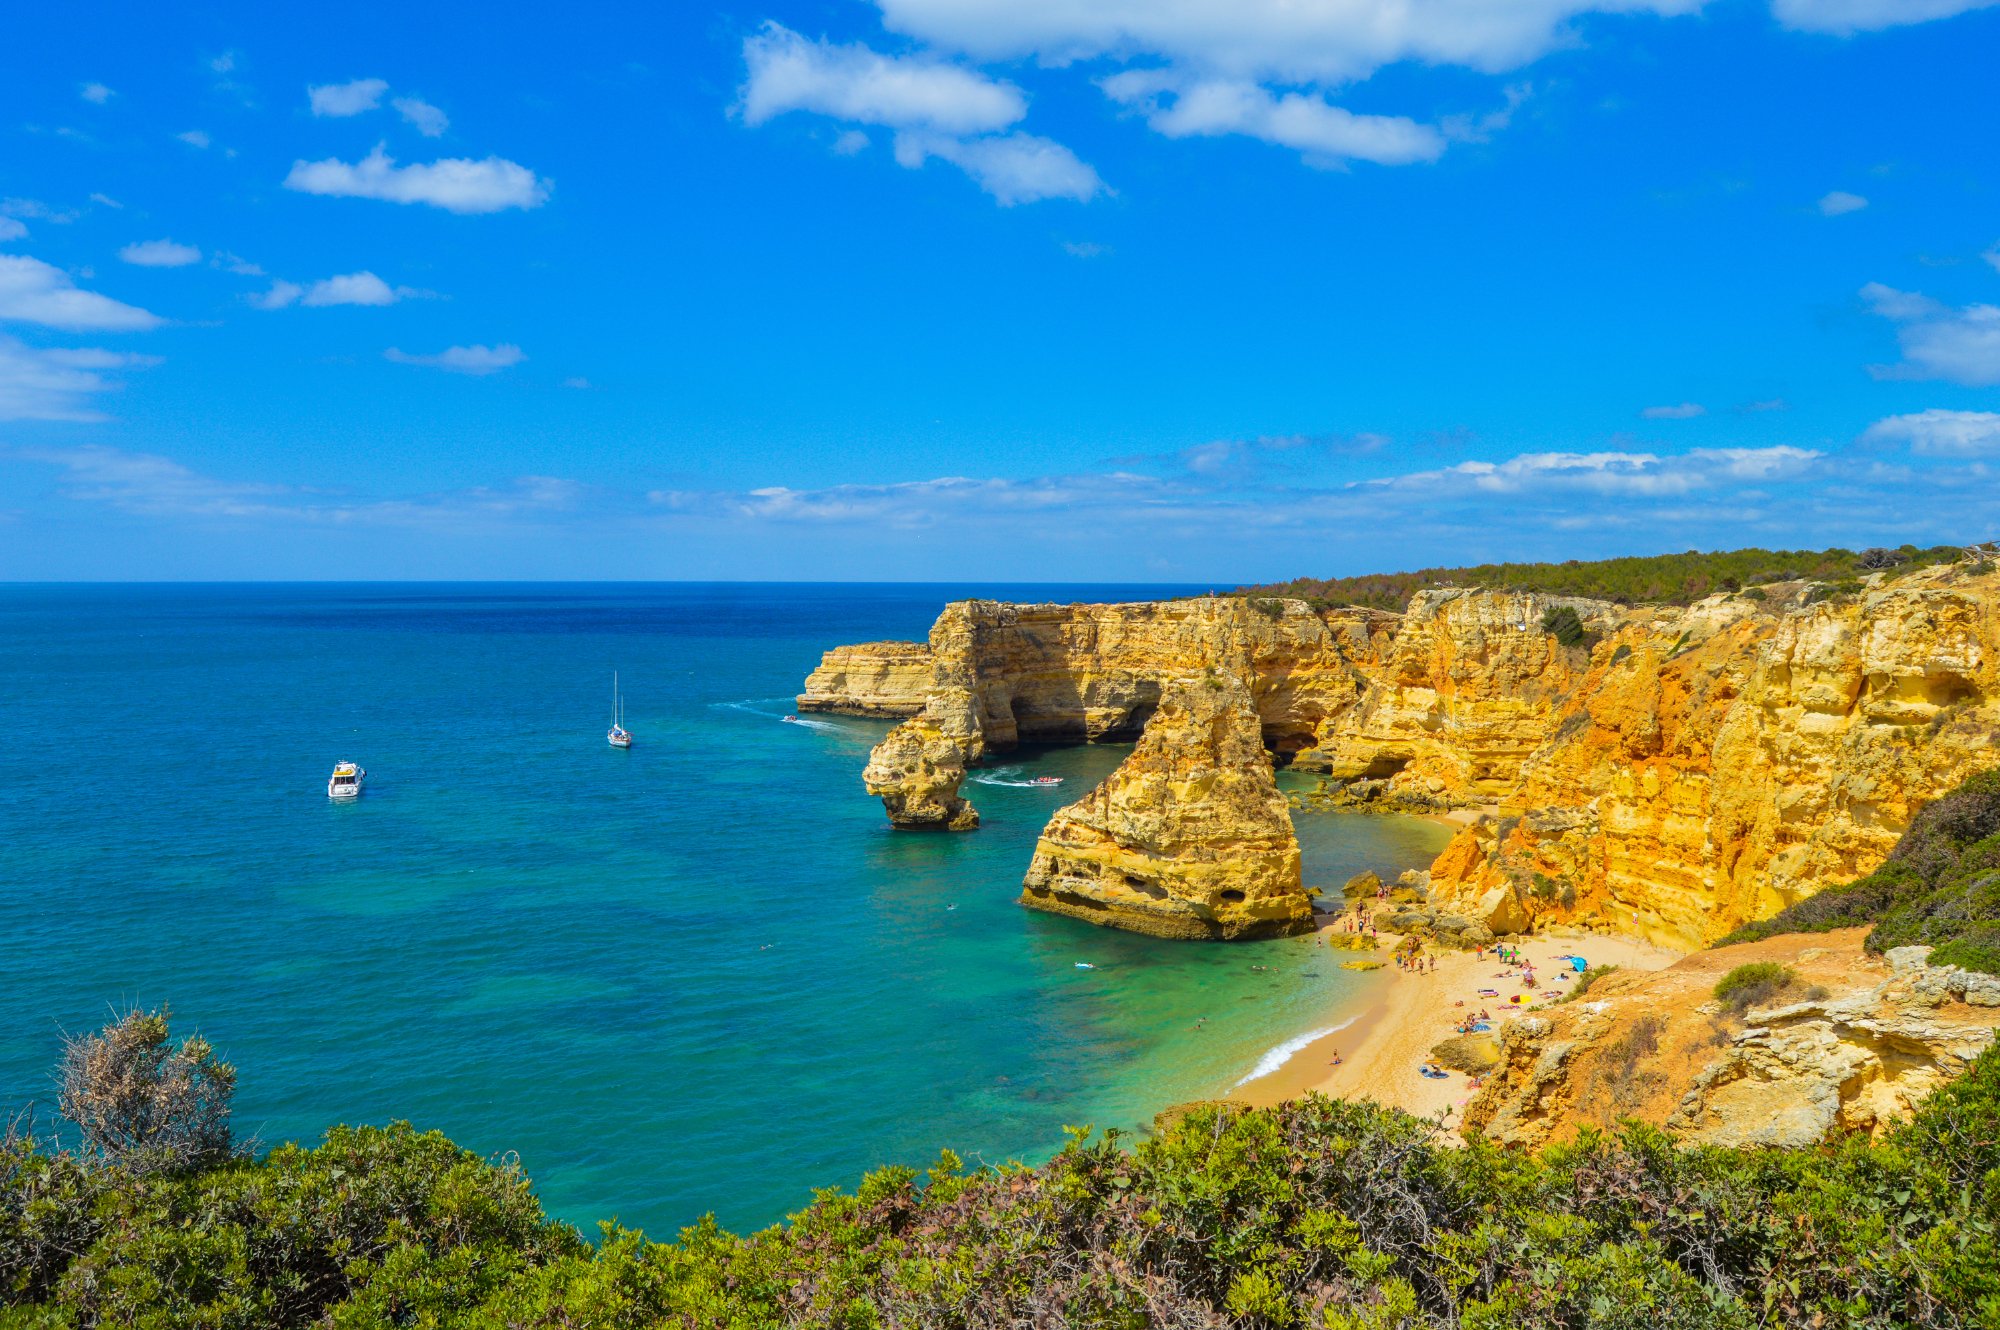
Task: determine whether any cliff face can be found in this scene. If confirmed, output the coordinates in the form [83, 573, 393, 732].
[1463, 930, 2000, 1150]
[1418, 574, 2000, 947]
[1020, 672, 1313, 940]
[797, 641, 932, 717]
[806, 562, 2000, 942]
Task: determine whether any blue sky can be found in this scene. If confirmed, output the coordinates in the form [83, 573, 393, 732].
[2, 0, 1997, 580]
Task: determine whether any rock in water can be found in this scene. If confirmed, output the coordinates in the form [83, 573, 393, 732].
[862, 687, 982, 830]
[1020, 672, 1313, 939]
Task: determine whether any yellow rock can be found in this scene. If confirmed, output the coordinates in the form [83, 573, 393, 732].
[797, 640, 932, 717]
[1020, 672, 1313, 940]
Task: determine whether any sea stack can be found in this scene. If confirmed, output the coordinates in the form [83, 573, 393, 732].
[1020, 670, 1313, 939]
[862, 687, 983, 829]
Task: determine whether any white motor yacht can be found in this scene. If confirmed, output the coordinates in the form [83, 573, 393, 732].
[327, 761, 365, 798]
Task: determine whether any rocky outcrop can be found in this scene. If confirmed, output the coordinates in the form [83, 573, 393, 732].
[1462, 930, 2000, 1150]
[861, 689, 984, 830]
[806, 560, 2000, 942]
[1019, 672, 1313, 939]
[797, 641, 932, 717]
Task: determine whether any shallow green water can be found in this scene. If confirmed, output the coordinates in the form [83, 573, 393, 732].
[0, 583, 1451, 1233]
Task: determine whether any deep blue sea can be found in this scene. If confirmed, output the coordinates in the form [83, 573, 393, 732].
[0, 584, 1450, 1234]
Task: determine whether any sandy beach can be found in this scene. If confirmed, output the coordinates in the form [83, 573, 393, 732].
[1235, 922, 1685, 1130]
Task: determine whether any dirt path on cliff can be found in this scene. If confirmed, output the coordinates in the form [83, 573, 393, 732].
[1235, 927, 1685, 1129]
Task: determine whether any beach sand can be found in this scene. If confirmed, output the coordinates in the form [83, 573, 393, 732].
[1235, 924, 1685, 1131]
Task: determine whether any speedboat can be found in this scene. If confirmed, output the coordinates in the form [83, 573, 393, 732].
[1032, 775, 1063, 786]
[781, 715, 800, 723]
[327, 762, 365, 798]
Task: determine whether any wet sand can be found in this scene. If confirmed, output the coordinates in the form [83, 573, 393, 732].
[1235, 925, 1684, 1131]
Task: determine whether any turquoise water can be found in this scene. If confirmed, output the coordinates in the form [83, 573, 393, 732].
[0, 584, 1451, 1234]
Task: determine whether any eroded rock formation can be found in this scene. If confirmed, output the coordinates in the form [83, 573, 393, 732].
[798, 640, 932, 717]
[1461, 930, 2000, 1149]
[805, 561, 2000, 942]
[1019, 672, 1313, 939]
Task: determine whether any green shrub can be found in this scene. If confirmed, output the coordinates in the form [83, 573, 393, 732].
[1740, 586, 1767, 601]
[1541, 605, 1589, 647]
[1713, 962, 1797, 1014]
[1562, 963, 1620, 1002]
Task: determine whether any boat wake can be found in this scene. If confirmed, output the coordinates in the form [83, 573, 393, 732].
[1232, 1015, 1359, 1088]
[712, 699, 844, 733]
[971, 766, 1065, 788]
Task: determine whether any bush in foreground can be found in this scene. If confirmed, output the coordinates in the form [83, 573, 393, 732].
[7, 1037, 2000, 1326]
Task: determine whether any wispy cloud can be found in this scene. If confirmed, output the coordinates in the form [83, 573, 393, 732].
[308, 77, 388, 117]
[253, 271, 429, 309]
[1640, 402, 1705, 419]
[0, 219, 25, 242]
[1099, 71, 1445, 167]
[1770, 0, 2000, 34]
[176, 129, 212, 149]
[739, 23, 1103, 205]
[1817, 189, 1868, 216]
[79, 82, 114, 105]
[284, 146, 552, 213]
[1862, 281, 2000, 385]
[0, 338, 160, 421]
[0, 255, 162, 331]
[118, 239, 202, 268]
[384, 343, 525, 374]
[1862, 408, 2000, 456]
[16, 443, 583, 527]
[393, 95, 449, 136]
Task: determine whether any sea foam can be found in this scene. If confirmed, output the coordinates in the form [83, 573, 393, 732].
[1233, 1015, 1359, 1087]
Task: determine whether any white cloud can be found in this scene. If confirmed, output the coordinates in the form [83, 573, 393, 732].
[79, 82, 114, 104]
[177, 129, 212, 149]
[1817, 189, 1868, 215]
[2, 199, 77, 224]
[0, 219, 25, 242]
[561, 376, 592, 389]
[284, 146, 552, 213]
[249, 280, 304, 310]
[212, 251, 263, 276]
[0, 255, 162, 331]
[1862, 409, 2000, 456]
[1862, 282, 2000, 385]
[1378, 445, 1821, 497]
[1063, 240, 1108, 258]
[1641, 402, 1705, 419]
[393, 96, 450, 136]
[740, 23, 1025, 133]
[0, 337, 159, 421]
[893, 130, 1106, 203]
[1984, 244, 2000, 274]
[89, 193, 122, 209]
[305, 271, 407, 306]
[384, 343, 525, 374]
[1101, 72, 1444, 166]
[309, 77, 389, 117]
[874, 0, 1707, 87]
[1770, 0, 1999, 33]
[118, 239, 202, 268]
[739, 23, 1103, 204]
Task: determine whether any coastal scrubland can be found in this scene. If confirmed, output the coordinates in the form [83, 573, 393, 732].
[5, 1020, 1997, 1327]
[1238, 541, 1978, 610]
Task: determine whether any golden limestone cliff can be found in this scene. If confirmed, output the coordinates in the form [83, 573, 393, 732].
[804, 562, 2000, 941]
[797, 641, 933, 717]
[1020, 672, 1314, 940]
[1416, 569, 2000, 947]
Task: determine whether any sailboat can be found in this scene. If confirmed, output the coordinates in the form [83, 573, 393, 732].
[608, 671, 633, 748]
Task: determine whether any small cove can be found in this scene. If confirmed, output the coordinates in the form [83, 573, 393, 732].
[0, 583, 1451, 1234]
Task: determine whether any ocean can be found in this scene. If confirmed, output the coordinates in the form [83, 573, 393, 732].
[0, 583, 1450, 1234]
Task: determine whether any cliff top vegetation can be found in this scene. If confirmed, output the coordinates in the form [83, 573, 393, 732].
[1239, 541, 1986, 611]
[6, 1002, 2000, 1326]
